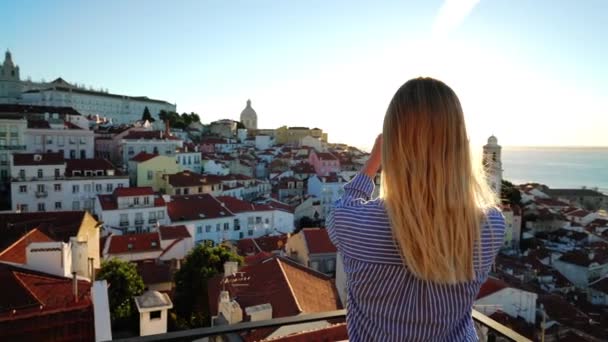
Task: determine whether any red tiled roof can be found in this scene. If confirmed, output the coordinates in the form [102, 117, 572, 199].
[65, 158, 117, 175]
[302, 228, 337, 254]
[207, 256, 342, 320]
[13, 152, 64, 166]
[130, 152, 159, 162]
[166, 171, 220, 187]
[27, 119, 51, 129]
[236, 235, 288, 255]
[114, 187, 154, 197]
[123, 130, 181, 140]
[159, 225, 191, 240]
[0, 263, 92, 322]
[565, 208, 591, 218]
[107, 233, 161, 254]
[558, 250, 608, 267]
[97, 193, 165, 211]
[136, 261, 172, 285]
[244, 251, 274, 265]
[268, 323, 348, 342]
[476, 277, 509, 299]
[0, 211, 87, 252]
[0, 228, 54, 264]
[535, 198, 570, 207]
[167, 194, 233, 221]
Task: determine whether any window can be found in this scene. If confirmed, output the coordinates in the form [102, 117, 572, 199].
[147, 170, 153, 180]
[18, 204, 28, 212]
[264, 218, 270, 224]
[248, 229, 253, 236]
[157, 210, 165, 219]
[118, 183, 124, 188]
[80, 137, 87, 144]
[80, 150, 86, 159]
[224, 222, 229, 231]
[128, 147, 134, 155]
[57, 136, 65, 146]
[72, 184, 79, 193]
[54, 183, 61, 191]
[106, 183, 113, 192]
[95, 183, 102, 192]
[84, 184, 91, 192]
[19, 169, 25, 179]
[54, 168, 60, 177]
[247, 217, 254, 226]
[144, 196, 150, 205]
[70, 150, 76, 159]
[37, 169, 43, 178]
[255, 217, 262, 224]
[175, 188, 181, 195]
[38, 203, 45, 212]
[72, 201, 80, 210]
[326, 259, 336, 272]
[119, 214, 128, 224]
[150, 311, 161, 320]
[310, 260, 320, 271]
[234, 219, 240, 231]
[205, 225, 212, 233]
[37, 184, 45, 193]
[19, 185, 27, 193]
[133, 197, 140, 205]
[55, 202, 62, 210]
[69, 137, 75, 144]
[216, 224, 220, 232]
[197, 226, 202, 234]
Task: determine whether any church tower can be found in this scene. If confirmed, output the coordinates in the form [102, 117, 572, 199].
[483, 135, 503, 195]
[239, 99, 258, 130]
[0, 50, 22, 101]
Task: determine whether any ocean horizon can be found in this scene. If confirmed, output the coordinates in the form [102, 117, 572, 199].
[502, 146, 608, 193]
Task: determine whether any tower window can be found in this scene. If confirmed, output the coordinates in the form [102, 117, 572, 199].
[492, 152, 497, 162]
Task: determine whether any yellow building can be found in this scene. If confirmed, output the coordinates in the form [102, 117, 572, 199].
[129, 153, 181, 191]
[275, 126, 328, 145]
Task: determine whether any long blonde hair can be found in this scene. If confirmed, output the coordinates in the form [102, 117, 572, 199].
[380, 77, 497, 284]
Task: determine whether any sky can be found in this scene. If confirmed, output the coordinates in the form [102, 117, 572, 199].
[1, 0, 607, 150]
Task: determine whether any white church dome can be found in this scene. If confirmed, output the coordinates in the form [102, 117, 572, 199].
[240, 99, 258, 129]
[487, 135, 498, 145]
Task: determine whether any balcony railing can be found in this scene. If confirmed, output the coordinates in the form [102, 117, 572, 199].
[35, 191, 48, 198]
[0, 145, 26, 151]
[148, 218, 157, 224]
[134, 219, 144, 225]
[109, 309, 531, 342]
[119, 221, 129, 227]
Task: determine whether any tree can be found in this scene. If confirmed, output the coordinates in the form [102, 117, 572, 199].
[236, 121, 246, 130]
[141, 106, 155, 122]
[97, 258, 145, 323]
[501, 179, 522, 205]
[173, 244, 243, 328]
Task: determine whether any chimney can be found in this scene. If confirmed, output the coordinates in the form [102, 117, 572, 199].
[72, 271, 79, 302]
[224, 261, 238, 277]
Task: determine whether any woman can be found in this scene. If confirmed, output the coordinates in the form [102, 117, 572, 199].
[328, 77, 505, 341]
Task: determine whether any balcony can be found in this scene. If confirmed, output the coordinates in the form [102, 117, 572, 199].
[148, 218, 157, 224]
[0, 145, 26, 151]
[109, 309, 531, 342]
[134, 219, 144, 225]
[119, 221, 129, 227]
[35, 191, 48, 198]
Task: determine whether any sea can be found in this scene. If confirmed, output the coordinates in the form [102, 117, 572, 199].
[501, 147, 608, 194]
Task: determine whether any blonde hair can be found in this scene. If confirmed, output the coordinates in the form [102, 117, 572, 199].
[380, 77, 497, 284]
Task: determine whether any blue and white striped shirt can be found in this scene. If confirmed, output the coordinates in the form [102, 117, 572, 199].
[327, 173, 505, 341]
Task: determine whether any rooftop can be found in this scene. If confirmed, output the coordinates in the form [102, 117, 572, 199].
[13, 152, 64, 166]
[158, 225, 191, 240]
[107, 232, 162, 254]
[167, 194, 234, 221]
[302, 228, 337, 254]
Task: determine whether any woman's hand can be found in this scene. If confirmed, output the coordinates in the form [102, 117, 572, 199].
[363, 134, 382, 178]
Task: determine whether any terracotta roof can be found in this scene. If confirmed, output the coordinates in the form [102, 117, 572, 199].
[558, 250, 608, 267]
[0, 211, 87, 252]
[0, 104, 82, 116]
[65, 158, 118, 176]
[244, 251, 274, 265]
[114, 187, 154, 197]
[0, 263, 92, 322]
[97, 192, 165, 211]
[130, 152, 159, 162]
[535, 198, 570, 207]
[107, 233, 161, 254]
[476, 277, 509, 299]
[136, 261, 172, 285]
[12, 152, 64, 166]
[27, 119, 50, 129]
[0, 228, 54, 264]
[123, 130, 181, 140]
[565, 208, 591, 218]
[237, 235, 288, 255]
[167, 194, 234, 221]
[159, 225, 191, 240]
[302, 228, 337, 254]
[166, 171, 219, 187]
[207, 256, 342, 319]
[267, 323, 348, 342]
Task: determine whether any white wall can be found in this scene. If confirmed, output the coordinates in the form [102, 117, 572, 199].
[474, 287, 537, 324]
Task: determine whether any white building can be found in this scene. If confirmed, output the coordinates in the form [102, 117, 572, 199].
[240, 99, 258, 130]
[10, 153, 129, 213]
[299, 135, 323, 151]
[553, 250, 608, 288]
[255, 135, 273, 150]
[175, 145, 202, 173]
[0, 111, 26, 181]
[483, 135, 503, 195]
[95, 187, 169, 235]
[134, 291, 173, 337]
[474, 277, 537, 325]
[307, 174, 348, 219]
[285, 228, 337, 275]
[25, 112, 95, 159]
[120, 130, 183, 168]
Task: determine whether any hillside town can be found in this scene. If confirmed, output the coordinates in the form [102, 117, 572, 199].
[1, 49, 608, 341]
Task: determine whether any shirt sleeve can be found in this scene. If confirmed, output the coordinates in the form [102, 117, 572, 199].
[327, 173, 376, 248]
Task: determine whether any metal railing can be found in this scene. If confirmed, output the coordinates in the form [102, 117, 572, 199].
[110, 309, 531, 342]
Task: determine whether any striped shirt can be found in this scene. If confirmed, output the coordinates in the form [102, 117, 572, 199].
[327, 173, 505, 341]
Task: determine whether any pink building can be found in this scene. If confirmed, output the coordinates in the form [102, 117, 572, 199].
[308, 150, 340, 176]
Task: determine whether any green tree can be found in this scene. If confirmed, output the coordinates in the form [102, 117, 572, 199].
[501, 179, 522, 205]
[141, 106, 155, 122]
[236, 121, 246, 130]
[97, 258, 145, 323]
[173, 244, 243, 328]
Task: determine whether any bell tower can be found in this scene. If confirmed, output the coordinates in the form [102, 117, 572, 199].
[0, 49, 22, 101]
[483, 135, 503, 195]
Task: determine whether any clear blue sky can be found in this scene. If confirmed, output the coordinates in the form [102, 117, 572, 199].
[1, 0, 607, 149]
